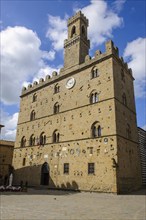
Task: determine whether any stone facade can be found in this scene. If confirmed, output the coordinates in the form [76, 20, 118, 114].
[0, 140, 14, 185]
[12, 11, 142, 193]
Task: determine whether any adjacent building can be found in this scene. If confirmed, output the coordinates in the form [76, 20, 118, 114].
[138, 127, 146, 185]
[12, 11, 142, 193]
[0, 124, 14, 185]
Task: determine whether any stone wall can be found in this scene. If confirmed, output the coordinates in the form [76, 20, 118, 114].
[12, 11, 142, 193]
[0, 140, 14, 185]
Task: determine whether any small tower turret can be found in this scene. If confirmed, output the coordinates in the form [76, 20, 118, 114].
[64, 11, 90, 68]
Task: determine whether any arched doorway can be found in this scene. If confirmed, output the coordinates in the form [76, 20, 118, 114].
[40, 162, 49, 185]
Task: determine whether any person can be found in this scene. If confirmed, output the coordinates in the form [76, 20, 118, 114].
[23, 181, 28, 192]
[8, 173, 13, 186]
[20, 180, 23, 190]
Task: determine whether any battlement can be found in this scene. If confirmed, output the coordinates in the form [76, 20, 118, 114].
[119, 56, 133, 77]
[85, 40, 133, 77]
[21, 40, 133, 95]
[68, 11, 89, 26]
[21, 70, 61, 95]
[105, 40, 119, 56]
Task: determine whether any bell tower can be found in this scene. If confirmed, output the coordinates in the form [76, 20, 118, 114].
[64, 11, 90, 68]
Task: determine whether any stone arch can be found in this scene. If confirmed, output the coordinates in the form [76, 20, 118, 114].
[30, 110, 35, 121]
[71, 25, 76, 38]
[90, 90, 99, 104]
[32, 93, 37, 102]
[91, 122, 101, 138]
[29, 134, 35, 146]
[40, 162, 49, 185]
[54, 102, 60, 114]
[81, 25, 86, 36]
[54, 83, 60, 94]
[40, 132, 46, 145]
[53, 130, 60, 143]
[21, 136, 26, 147]
[91, 66, 99, 78]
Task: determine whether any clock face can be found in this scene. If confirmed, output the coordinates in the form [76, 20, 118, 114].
[66, 77, 75, 89]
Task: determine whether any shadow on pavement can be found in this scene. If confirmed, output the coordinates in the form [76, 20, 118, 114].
[1, 186, 145, 196]
[0, 187, 81, 196]
[121, 187, 146, 195]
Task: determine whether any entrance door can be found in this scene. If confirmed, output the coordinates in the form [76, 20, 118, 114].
[41, 162, 49, 185]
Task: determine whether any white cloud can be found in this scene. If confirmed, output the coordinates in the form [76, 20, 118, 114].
[46, 15, 68, 51]
[0, 111, 18, 141]
[1, 26, 55, 105]
[23, 65, 60, 86]
[46, 0, 123, 52]
[34, 66, 60, 80]
[80, 0, 123, 47]
[123, 38, 146, 98]
[42, 50, 56, 61]
[112, 0, 126, 13]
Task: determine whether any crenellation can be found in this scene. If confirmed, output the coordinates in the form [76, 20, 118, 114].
[105, 40, 119, 57]
[68, 11, 88, 27]
[22, 86, 26, 92]
[124, 63, 128, 71]
[45, 75, 51, 81]
[120, 57, 124, 63]
[52, 71, 58, 77]
[33, 81, 38, 86]
[128, 68, 133, 76]
[85, 55, 91, 62]
[95, 50, 102, 57]
[28, 84, 32, 88]
[114, 46, 119, 56]
[39, 78, 44, 83]
[105, 40, 114, 51]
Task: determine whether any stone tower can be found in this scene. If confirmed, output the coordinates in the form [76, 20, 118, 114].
[12, 11, 142, 194]
[64, 11, 90, 68]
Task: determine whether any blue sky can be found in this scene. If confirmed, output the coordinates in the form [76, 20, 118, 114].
[0, 0, 146, 140]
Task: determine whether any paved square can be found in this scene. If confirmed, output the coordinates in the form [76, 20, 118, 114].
[0, 188, 146, 220]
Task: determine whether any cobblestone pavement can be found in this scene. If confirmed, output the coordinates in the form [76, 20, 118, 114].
[0, 188, 146, 220]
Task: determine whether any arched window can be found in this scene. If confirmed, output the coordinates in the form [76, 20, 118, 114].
[33, 93, 37, 102]
[122, 93, 127, 106]
[21, 136, 26, 147]
[82, 25, 86, 36]
[121, 69, 125, 81]
[90, 91, 99, 104]
[54, 84, 60, 94]
[40, 132, 46, 145]
[29, 134, 35, 146]
[126, 124, 131, 139]
[91, 67, 99, 78]
[30, 110, 35, 121]
[54, 102, 60, 114]
[91, 122, 101, 138]
[93, 125, 97, 137]
[71, 25, 76, 38]
[95, 93, 98, 103]
[97, 125, 101, 137]
[53, 130, 60, 143]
